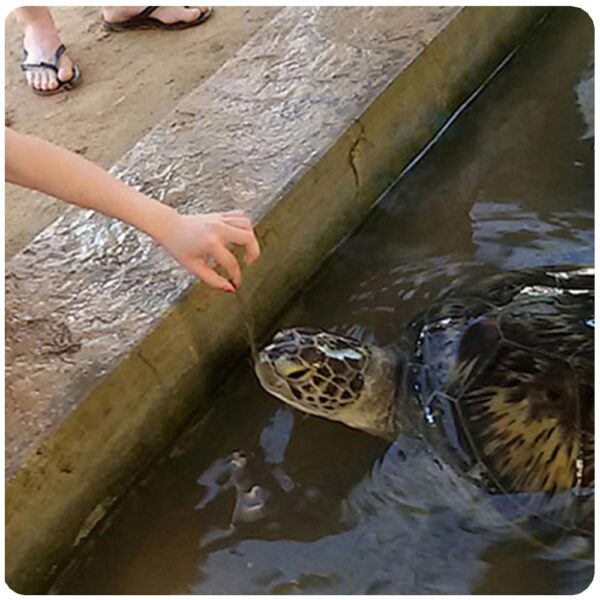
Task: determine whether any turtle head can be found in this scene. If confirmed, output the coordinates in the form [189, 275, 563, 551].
[255, 328, 398, 439]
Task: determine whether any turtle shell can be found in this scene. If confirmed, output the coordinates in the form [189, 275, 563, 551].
[405, 265, 594, 497]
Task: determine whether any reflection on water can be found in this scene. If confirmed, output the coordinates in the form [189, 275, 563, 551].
[54, 8, 594, 595]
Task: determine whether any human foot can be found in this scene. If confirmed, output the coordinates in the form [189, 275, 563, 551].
[16, 7, 78, 94]
[102, 6, 212, 31]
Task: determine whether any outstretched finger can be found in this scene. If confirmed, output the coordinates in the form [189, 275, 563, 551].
[192, 259, 236, 293]
[211, 244, 242, 288]
[220, 224, 261, 265]
[222, 215, 253, 230]
[220, 210, 247, 219]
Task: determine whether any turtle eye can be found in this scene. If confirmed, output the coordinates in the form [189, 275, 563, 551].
[274, 358, 311, 381]
[287, 368, 310, 381]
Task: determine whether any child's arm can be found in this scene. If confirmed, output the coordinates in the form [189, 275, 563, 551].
[5, 127, 260, 292]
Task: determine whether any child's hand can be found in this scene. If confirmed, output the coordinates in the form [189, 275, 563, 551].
[156, 210, 260, 292]
[5, 128, 259, 290]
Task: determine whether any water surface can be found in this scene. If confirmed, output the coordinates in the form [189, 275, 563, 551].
[55, 9, 594, 594]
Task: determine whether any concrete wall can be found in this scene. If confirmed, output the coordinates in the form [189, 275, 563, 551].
[5, 6, 547, 593]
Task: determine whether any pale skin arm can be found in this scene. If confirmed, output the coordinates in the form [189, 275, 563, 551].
[5, 127, 260, 292]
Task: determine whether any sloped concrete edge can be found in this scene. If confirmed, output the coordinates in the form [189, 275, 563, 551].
[5, 6, 547, 593]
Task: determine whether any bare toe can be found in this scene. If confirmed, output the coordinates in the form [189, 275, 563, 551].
[32, 71, 44, 92]
[57, 57, 74, 83]
[24, 71, 35, 89]
[45, 70, 59, 91]
[38, 71, 49, 91]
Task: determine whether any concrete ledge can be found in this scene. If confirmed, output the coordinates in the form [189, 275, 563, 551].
[5, 6, 547, 593]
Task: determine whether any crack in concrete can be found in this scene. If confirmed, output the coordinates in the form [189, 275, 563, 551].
[136, 349, 165, 393]
[348, 120, 366, 191]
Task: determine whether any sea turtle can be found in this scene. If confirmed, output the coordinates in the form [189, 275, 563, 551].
[255, 265, 594, 500]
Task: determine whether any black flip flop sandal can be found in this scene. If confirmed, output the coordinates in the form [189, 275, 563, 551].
[103, 6, 213, 32]
[21, 44, 81, 96]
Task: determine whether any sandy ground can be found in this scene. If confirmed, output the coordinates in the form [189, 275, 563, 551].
[4, 6, 280, 258]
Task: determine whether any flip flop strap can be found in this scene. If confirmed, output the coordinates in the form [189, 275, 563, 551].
[138, 7, 197, 20]
[21, 43, 66, 73]
[139, 6, 159, 18]
[138, 6, 194, 16]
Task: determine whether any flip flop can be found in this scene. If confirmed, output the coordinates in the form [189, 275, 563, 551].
[103, 6, 213, 32]
[21, 44, 81, 96]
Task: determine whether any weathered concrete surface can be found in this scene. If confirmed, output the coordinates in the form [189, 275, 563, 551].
[4, 6, 281, 257]
[5, 6, 547, 593]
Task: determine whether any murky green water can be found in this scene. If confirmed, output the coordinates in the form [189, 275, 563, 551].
[55, 9, 594, 594]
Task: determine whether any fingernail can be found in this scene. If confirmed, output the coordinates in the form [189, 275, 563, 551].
[225, 285, 236, 293]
